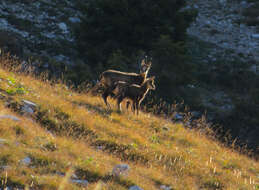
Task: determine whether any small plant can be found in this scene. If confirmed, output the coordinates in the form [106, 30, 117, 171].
[7, 76, 16, 85]
[150, 135, 160, 143]
[42, 142, 57, 152]
[130, 143, 138, 150]
[13, 125, 24, 136]
[5, 86, 28, 95]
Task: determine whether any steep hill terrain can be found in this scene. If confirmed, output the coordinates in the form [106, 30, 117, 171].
[0, 55, 258, 189]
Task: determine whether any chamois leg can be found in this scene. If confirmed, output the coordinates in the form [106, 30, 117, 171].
[102, 89, 111, 109]
[126, 101, 134, 112]
[116, 96, 124, 111]
[136, 101, 140, 115]
[131, 101, 136, 115]
[126, 101, 130, 111]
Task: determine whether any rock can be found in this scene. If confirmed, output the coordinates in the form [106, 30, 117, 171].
[21, 157, 31, 165]
[112, 164, 130, 176]
[173, 113, 184, 120]
[0, 138, 7, 147]
[252, 34, 259, 39]
[160, 185, 173, 190]
[21, 100, 37, 115]
[70, 179, 89, 186]
[0, 115, 20, 122]
[0, 138, 7, 143]
[0, 165, 11, 170]
[219, 0, 226, 6]
[69, 17, 81, 23]
[58, 22, 69, 34]
[22, 100, 37, 108]
[249, 64, 257, 74]
[240, 1, 247, 8]
[129, 185, 143, 190]
[0, 18, 8, 28]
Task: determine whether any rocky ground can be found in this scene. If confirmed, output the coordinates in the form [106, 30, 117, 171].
[187, 0, 259, 67]
[0, 0, 258, 70]
[0, 0, 81, 67]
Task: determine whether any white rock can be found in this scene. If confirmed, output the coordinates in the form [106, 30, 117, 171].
[58, 22, 69, 33]
[0, 138, 7, 143]
[22, 100, 37, 115]
[22, 105, 34, 114]
[173, 113, 184, 120]
[22, 100, 37, 108]
[129, 185, 143, 190]
[252, 34, 259, 39]
[0, 18, 8, 28]
[160, 185, 172, 190]
[69, 17, 81, 23]
[112, 164, 130, 176]
[21, 157, 31, 165]
[0, 165, 11, 170]
[0, 115, 20, 121]
[70, 179, 89, 186]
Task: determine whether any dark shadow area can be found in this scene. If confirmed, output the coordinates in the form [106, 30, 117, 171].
[71, 100, 113, 118]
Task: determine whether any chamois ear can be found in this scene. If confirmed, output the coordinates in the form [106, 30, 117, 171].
[141, 59, 145, 66]
[150, 76, 155, 80]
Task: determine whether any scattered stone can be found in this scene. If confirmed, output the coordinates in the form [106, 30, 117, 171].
[0, 138, 7, 147]
[252, 34, 259, 39]
[173, 113, 184, 120]
[219, 0, 226, 6]
[129, 185, 143, 190]
[0, 115, 20, 121]
[58, 22, 69, 33]
[0, 138, 7, 143]
[70, 179, 89, 186]
[69, 17, 81, 23]
[20, 157, 31, 165]
[21, 100, 37, 115]
[0, 165, 11, 170]
[112, 164, 130, 176]
[71, 173, 78, 179]
[96, 145, 105, 151]
[160, 185, 173, 190]
[22, 100, 37, 108]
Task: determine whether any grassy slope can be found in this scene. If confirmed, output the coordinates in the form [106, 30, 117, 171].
[0, 57, 258, 190]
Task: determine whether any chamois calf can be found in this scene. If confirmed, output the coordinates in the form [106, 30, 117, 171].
[114, 76, 155, 115]
[97, 59, 152, 108]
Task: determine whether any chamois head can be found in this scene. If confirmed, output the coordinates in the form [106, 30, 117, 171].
[139, 57, 152, 75]
[145, 76, 156, 90]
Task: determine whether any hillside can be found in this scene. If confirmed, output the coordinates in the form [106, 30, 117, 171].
[0, 56, 258, 189]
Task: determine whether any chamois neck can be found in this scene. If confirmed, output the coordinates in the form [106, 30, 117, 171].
[140, 81, 150, 93]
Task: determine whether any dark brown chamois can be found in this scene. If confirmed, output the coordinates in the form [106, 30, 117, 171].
[114, 76, 155, 115]
[96, 59, 152, 108]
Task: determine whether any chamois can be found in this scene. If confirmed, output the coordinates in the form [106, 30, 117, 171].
[114, 76, 155, 115]
[97, 59, 152, 108]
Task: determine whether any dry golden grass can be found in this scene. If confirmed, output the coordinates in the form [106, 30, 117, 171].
[0, 56, 258, 190]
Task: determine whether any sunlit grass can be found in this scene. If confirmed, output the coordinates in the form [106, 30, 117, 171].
[0, 56, 258, 189]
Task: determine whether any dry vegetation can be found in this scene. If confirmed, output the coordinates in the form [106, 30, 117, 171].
[0, 54, 258, 190]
